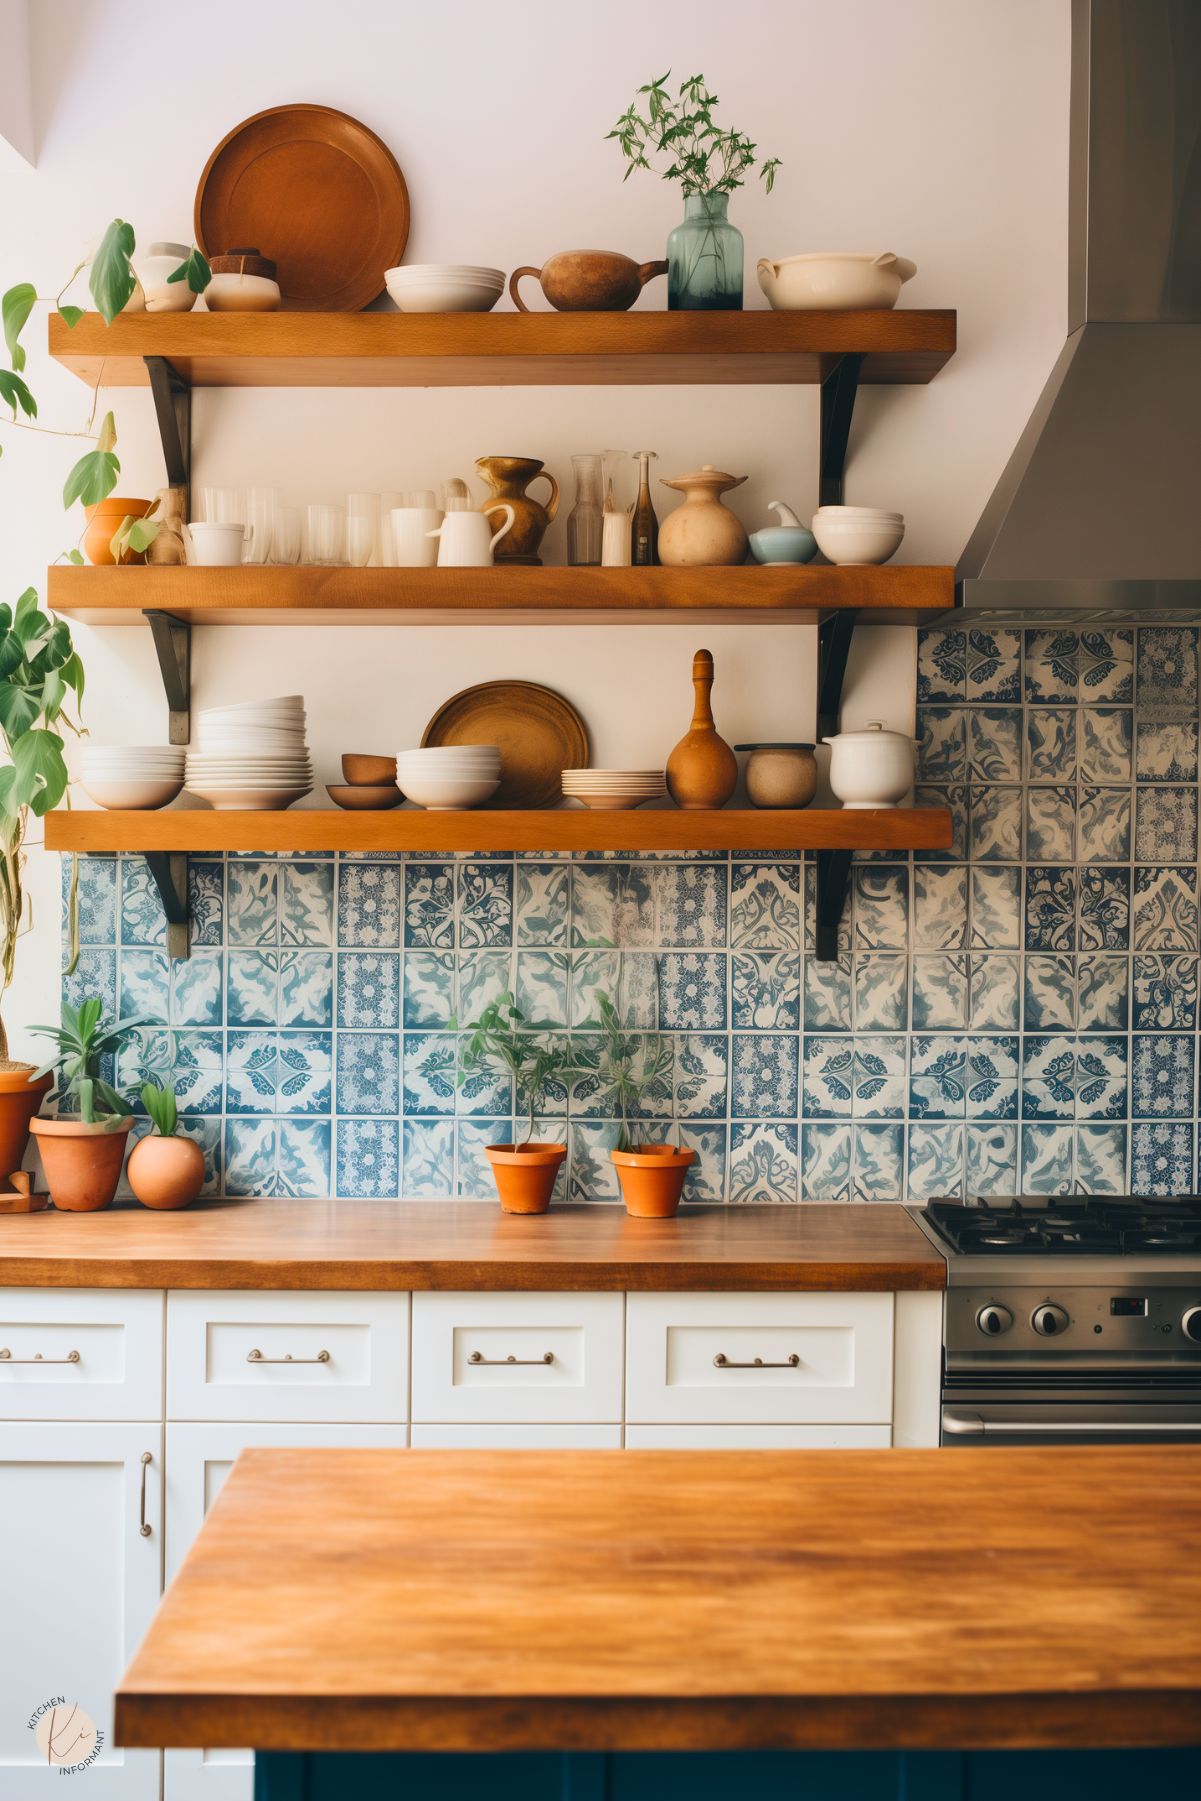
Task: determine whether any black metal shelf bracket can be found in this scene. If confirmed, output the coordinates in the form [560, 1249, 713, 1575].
[143, 609, 191, 745]
[144, 852, 190, 961]
[817, 611, 856, 742]
[814, 848, 853, 962]
[819, 351, 865, 509]
[143, 355, 191, 499]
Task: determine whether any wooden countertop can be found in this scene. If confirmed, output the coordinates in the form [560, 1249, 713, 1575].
[0, 1198, 945, 1291]
[115, 1446, 1201, 1754]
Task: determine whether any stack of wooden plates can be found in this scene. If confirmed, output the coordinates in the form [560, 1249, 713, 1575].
[561, 770, 666, 812]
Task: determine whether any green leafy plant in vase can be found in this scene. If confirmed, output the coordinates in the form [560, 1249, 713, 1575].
[608, 71, 781, 311]
[28, 998, 145, 1212]
[593, 988, 694, 1217]
[457, 993, 580, 1213]
[126, 1081, 206, 1211]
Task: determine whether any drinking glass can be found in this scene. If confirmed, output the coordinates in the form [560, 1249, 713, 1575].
[346, 492, 380, 568]
[199, 486, 244, 526]
[378, 492, 402, 565]
[305, 503, 346, 567]
[243, 487, 277, 566]
[271, 506, 302, 565]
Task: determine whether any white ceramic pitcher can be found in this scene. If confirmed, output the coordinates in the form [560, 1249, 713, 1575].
[427, 504, 515, 568]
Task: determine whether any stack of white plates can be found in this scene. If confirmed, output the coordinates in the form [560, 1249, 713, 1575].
[562, 769, 666, 812]
[186, 696, 312, 811]
[396, 745, 500, 811]
[385, 264, 505, 314]
[80, 744, 185, 810]
[810, 505, 905, 566]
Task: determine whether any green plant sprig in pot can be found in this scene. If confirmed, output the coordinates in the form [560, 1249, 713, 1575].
[457, 993, 579, 1214]
[27, 999, 145, 1212]
[593, 989, 694, 1218]
[126, 1081, 206, 1211]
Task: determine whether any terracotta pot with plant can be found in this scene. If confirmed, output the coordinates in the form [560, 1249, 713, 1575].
[28, 999, 143, 1211]
[458, 994, 578, 1214]
[595, 991, 695, 1217]
[127, 1081, 205, 1209]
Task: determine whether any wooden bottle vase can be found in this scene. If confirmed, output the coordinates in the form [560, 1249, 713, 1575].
[666, 648, 738, 811]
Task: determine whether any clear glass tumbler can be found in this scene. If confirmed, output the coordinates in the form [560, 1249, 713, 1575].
[346, 492, 380, 568]
[305, 503, 346, 567]
[243, 487, 277, 566]
[271, 506, 302, 565]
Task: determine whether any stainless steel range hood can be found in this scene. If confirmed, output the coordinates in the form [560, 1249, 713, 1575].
[955, 0, 1201, 619]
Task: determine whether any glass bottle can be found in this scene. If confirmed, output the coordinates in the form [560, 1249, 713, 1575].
[567, 453, 604, 566]
[666, 193, 744, 311]
[631, 451, 658, 565]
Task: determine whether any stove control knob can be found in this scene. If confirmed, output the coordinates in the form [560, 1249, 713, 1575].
[975, 1304, 1014, 1337]
[1182, 1307, 1201, 1345]
[1032, 1303, 1070, 1337]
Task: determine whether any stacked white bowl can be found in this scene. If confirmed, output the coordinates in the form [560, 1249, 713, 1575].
[384, 264, 505, 314]
[186, 696, 313, 811]
[80, 744, 185, 810]
[396, 745, 500, 810]
[811, 505, 905, 566]
[561, 770, 666, 812]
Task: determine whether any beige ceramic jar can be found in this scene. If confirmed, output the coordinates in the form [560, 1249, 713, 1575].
[658, 466, 748, 567]
[736, 743, 818, 808]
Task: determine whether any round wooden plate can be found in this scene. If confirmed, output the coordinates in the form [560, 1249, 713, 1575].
[195, 104, 409, 312]
[422, 681, 589, 810]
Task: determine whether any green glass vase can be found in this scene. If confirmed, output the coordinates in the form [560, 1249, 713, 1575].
[666, 193, 744, 311]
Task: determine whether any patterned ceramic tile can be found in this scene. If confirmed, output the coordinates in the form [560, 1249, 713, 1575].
[1132, 1121, 1194, 1196]
[853, 953, 908, 1031]
[1137, 626, 1198, 708]
[912, 864, 967, 949]
[1025, 788, 1076, 862]
[970, 867, 1021, 949]
[1131, 1035, 1195, 1118]
[729, 861, 801, 948]
[1075, 1125, 1127, 1194]
[677, 1123, 726, 1203]
[1025, 709, 1077, 782]
[852, 1123, 906, 1200]
[402, 862, 454, 948]
[226, 1030, 331, 1116]
[1135, 787, 1198, 863]
[1024, 630, 1079, 703]
[1076, 955, 1128, 1032]
[969, 786, 1022, 862]
[658, 952, 727, 1030]
[119, 949, 169, 1024]
[966, 708, 1022, 783]
[907, 1124, 965, 1200]
[1078, 866, 1130, 951]
[911, 953, 969, 1030]
[1024, 867, 1077, 951]
[118, 858, 163, 947]
[338, 863, 401, 948]
[339, 952, 401, 1029]
[853, 865, 909, 949]
[336, 1031, 401, 1116]
[966, 629, 1021, 703]
[916, 708, 967, 781]
[917, 630, 966, 702]
[571, 862, 654, 948]
[965, 1123, 1018, 1197]
[731, 1122, 799, 1203]
[731, 952, 798, 1030]
[914, 784, 969, 862]
[1078, 709, 1133, 784]
[514, 950, 570, 1028]
[336, 1118, 400, 1198]
[673, 1033, 727, 1119]
[458, 861, 513, 948]
[731, 1033, 798, 1120]
[1136, 719, 1199, 783]
[1024, 956, 1076, 1032]
[803, 951, 852, 1031]
[227, 862, 278, 945]
[655, 863, 726, 948]
[70, 856, 117, 945]
[281, 862, 333, 946]
[1132, 866, 1200, 949]
[969, 953, 1021, 1029]
[515, 862, 569, 945]
[402, 1118, 455, 1197]
[1077, 789, 1131, 863]
[1132, 954, 1198, 1029]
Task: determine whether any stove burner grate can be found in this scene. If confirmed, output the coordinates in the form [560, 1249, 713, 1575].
[922, 1195, 1201, 1256]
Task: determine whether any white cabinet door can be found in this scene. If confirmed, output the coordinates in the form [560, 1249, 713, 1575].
[0, 1289, 163, 1421]
[410, 1424, 622, 1448]
[0, 1422, 162, 1800]
[411, 1292, 623, 1423]
[625, 1424, 892, 1448]
[163, 1422, 408, 1801]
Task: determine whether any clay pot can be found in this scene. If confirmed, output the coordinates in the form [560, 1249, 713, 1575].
[736, 743, 818, 809]
[509, 251, 668, 313]
[484, 1142, 566, 1214]
[474, 456, 560, 565]
[30, 1115, 133, 1212]
[342, 753, 397, 786]
[666, 648, 738, 811]
[658, 465, 748, 568]
[83, 497, 153, 567]
[0, 1066, 52, 1181]
[127, 1133, 205, 1209]
[611, 1144, 696, 1218]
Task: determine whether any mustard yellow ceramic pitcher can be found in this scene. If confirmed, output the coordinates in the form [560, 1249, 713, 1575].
[474, 456, 560, 565]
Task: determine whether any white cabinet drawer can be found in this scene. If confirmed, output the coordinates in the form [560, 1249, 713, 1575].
[411, 1423, 622, 1448]
[0, 1289, 163, 1421]
[411, 1292, 623, 1423]
[625, 1423, 892, 1448]
[167, 1291, 408, 1422]
[626, 1292, 893, 1424]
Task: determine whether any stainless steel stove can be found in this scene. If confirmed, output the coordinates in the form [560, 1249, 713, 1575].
[909, 1197, 1201, 1444]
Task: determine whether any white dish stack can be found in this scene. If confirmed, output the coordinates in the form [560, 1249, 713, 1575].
[186, 696, 313, 811]
[79, 745, 186, 811]
[561, 770, 666, 812]
[395, 745, 501, 810]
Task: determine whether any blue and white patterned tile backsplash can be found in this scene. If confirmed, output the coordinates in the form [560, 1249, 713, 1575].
[59, 625, 1201, 1203]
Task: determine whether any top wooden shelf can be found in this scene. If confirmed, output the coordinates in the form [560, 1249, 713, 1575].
[47, 309, 957, 389]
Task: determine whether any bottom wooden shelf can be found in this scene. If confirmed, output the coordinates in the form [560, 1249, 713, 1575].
[45, 807, 952, 855]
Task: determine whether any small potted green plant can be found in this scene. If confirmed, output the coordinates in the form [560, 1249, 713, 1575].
[594, 990, 694, 1217]
[27, 999, 143, 1211]
[458, 993, 578, 1214]
[608, 71, 781, 311]
[126, 1081, 205, 1210]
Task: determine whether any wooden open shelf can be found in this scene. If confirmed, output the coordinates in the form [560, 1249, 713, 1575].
[47, 563, 954, 625]
[45, 807, 952, 856]
[48, 309, 957, 389]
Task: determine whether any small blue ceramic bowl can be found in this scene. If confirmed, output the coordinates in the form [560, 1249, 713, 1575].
[748, 524, 817, 565]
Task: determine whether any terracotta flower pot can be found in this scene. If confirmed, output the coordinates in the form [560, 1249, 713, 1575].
[82, 497, 153, 567]
[30, 1115, 133, 1212]
[0, 1066, 52, 1180]
[127, 1133, 205, 1209]
[484, 1142, 567, 1214]
[611, 1143, 696, 1218]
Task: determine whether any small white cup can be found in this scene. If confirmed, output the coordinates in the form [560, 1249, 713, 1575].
[185, 522, 245, 567]
[427, 505, 515, 568]
[390, 506, 444, 568]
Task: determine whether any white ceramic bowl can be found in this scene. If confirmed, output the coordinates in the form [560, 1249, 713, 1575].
[811, 515, 905, 566]
[757, 252, 917, 311]
[83, 775, 184, 810]
[385, 265, 505, 314]
[205, 272, 281, 313]
[823, 723, 914, 809]
[396, 773, 501, 810]
[186, 522, 245, 567]
[186, 786, 310, 811]
[814, 505, 904, 524]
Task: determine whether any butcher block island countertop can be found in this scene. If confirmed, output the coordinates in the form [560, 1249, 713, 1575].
[115, 1445, 1201, 1754]
[0, 1197, 945, 1290]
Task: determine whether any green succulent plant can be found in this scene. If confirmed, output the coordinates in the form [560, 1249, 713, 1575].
[139, 1080, 180, 1137]
[29, 997, 144, 1126]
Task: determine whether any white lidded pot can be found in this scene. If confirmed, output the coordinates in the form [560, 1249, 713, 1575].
[823, 722, 915, 809]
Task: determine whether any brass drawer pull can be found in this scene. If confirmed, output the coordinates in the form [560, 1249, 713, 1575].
[468, 1351, 554, 1367]
[713, 1353, 801, 1370]
[0, 1348, 81, 1365]
[139, 1451, 152, 1537]
[246, 1348, 331, 1365]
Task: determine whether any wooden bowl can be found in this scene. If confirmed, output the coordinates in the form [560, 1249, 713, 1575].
[326, 783, 402, 811]
[341, 754, 397, 785]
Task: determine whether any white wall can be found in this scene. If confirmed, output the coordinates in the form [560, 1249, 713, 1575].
[0, 0, 1070, 1061]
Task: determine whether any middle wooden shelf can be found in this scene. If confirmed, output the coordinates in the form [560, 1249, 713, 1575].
[47, 562, 954, 625]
